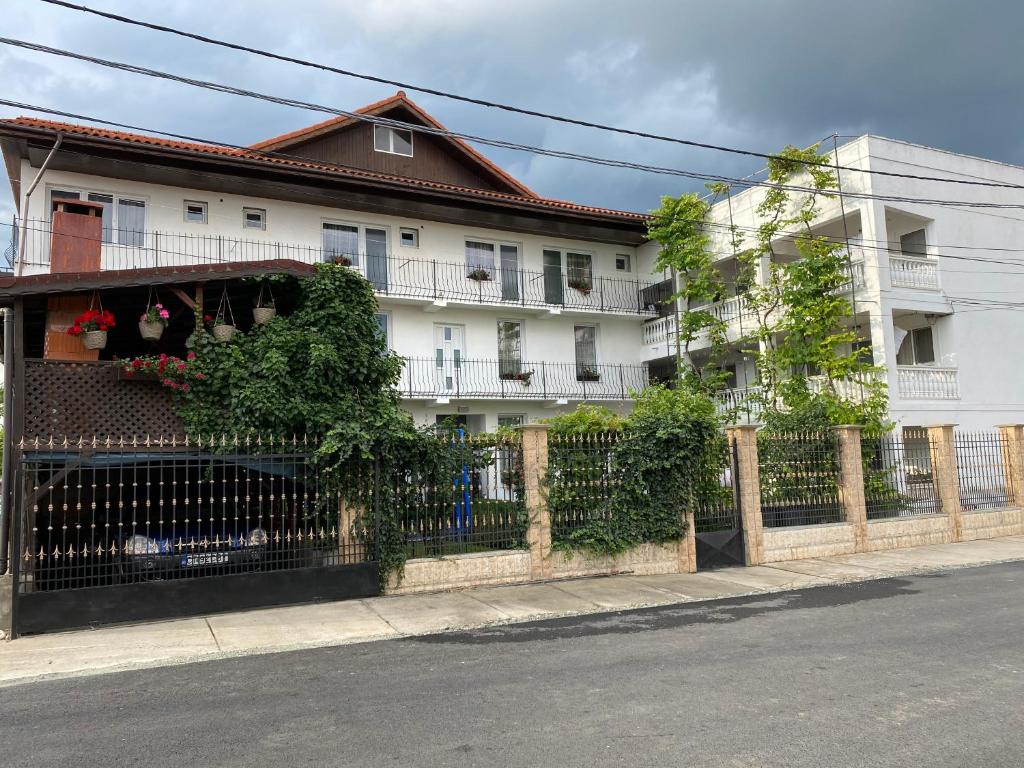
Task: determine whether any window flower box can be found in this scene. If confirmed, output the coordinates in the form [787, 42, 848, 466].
[576, 366, 601, 382]
[467, 268, 492, 282]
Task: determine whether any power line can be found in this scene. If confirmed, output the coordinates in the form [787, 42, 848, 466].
[5, 37, 1024, 213]
[7, 97, 1024, 278]
[34, 0, 1024, 193]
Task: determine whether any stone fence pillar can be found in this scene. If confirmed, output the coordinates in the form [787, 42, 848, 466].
[926, 424, 962, 542]
[520, 424, 552, 580]
[834, 425, 868, 552]
[996, 425, 1024, 508]
[727, 424, 763, 566]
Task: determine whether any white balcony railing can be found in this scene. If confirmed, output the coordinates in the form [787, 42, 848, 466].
[889, 257, 940, 290]
[897, 366, 960, 400]
[401, 358, 648, 401]
[642, 315, 676, 347]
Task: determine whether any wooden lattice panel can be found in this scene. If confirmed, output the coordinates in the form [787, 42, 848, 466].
[23, 359, 185, 441]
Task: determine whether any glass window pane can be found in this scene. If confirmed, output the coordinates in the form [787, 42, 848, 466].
[374, 313, 389, 345]
[914, 327, 935, 363]
[900, 228, 927, 258]
[117, 199, 145, 247]
[567, 252, 593, 289]
[497, 321, 522, 375]
[574, 325, 597, 369]
[392, 129, 413, 156]
[374, 125, 390, 152]
[87, 193, 114, 244]
[895, 332, 915, 366]
[465, 240, 495, 275]
[322, 223, 359, 265]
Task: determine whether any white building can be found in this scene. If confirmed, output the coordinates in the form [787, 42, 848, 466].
[3, 96, 1022, 432]
[1, 92, 669, 433]
[643, 135, 1024, 431]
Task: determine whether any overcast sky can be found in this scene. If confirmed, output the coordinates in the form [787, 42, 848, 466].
[3, 0, 1024, 226]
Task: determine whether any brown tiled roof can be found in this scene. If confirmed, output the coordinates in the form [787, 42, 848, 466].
[252, 90, 537, 198]
[1, 110, 648, 225]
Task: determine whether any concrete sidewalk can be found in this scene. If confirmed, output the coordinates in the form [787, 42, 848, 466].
[2, 535, 1022, 687]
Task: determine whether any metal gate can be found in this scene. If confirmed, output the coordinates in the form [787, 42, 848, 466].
[9, 436, 380, 636]
[694, 436, 745, 569]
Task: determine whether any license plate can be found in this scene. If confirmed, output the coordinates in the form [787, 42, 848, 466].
[181, 552, 229, 567]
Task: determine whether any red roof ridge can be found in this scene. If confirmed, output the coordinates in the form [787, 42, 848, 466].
[250, 90, 537, 198]
[1, 116, 648, 223]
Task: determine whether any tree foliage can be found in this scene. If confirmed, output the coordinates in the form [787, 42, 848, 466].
[545, 387, 725, 556]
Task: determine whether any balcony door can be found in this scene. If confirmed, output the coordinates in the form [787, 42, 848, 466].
[434, 323, 465, 393]
[499, 244, 520, 302]
[543, 250, 563, 305]
[365, 228, 389, 292]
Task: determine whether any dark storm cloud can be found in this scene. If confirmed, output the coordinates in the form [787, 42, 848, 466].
[2, 0, 1022, 222]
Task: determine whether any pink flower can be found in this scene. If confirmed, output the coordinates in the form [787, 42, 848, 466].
[176, 363, 186, 371]
[181, 383, 190, 393]
[159, 309, 170, 319]
[186, 352, 196, 361]
[195, 373, 206, 380]
[162, 378, 173, 387]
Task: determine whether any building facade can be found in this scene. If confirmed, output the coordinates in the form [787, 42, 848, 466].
[641, 134, 1024, 431]
[1, 92, 670, 433]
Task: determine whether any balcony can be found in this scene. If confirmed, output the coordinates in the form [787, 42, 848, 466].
[889, 257, 940, 291]
[13, 218, 659, 316]
[401, 357, 648, 401]
[897, 366, 960, 400]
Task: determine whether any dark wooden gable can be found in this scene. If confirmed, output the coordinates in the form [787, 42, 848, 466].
[275, 105, 527, 196]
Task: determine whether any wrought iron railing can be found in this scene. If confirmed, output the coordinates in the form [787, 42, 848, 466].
[13, 435, 368, 594]
[391, 431, 528, 558]
[14, 218, 660, 315]
[546, 431, 620, 544]
[401, 357, 648, 401]
[955, 431, 1013, 511]
[757, 431, 844, 528]
[861, 429, 942, 519]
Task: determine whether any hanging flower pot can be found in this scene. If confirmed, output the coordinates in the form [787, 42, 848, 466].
[252, 283, 276, 325]
[138, 320, 164, 341]
[82, 330, 108, 350]
[138, 297, 170, 341]
[66, 303, 115, 351]
[210, 282, 237, 342]
[212, 323, 236, 343]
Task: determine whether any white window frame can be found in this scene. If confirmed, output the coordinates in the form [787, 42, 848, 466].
[573, 323, 600, 373]
[373, 125, 414, 157]
[46, 185, 148, 245]
[184, 200, 208, 224]
[399, 227, 419, 248]
[321, 219, 392, 268]
[896, 326, 937, 366]
[243, 207, 267, 230]
[374, 311, 392, 349]
[464, 236, 521, 278]
[497, 318, 525, 375]
[899, 228, 928, 259]
[615, 253, 632, 272]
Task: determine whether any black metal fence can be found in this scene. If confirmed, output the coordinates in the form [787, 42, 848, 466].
[390, 432, 528, 558]
[13, 218, 660, 315]
[861, 429, 942, 519]
[758, 431, 844, 527]
[694, 435, 738, 533]
[955, 431, 1013, 511]
[13, 435, 365, 594]
[546, 432, 620, 544]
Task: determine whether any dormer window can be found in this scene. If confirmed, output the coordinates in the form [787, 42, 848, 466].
[374, 125, 413, 157]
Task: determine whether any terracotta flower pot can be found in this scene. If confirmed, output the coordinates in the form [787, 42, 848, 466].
[138, 320, 165, 341]
[82, 330, 107, 350]
[212, 323, 235, 343]
[253, 307, 276, 325]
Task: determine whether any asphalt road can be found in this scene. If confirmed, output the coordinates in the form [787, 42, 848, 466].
[4, 563, 1024, 768]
